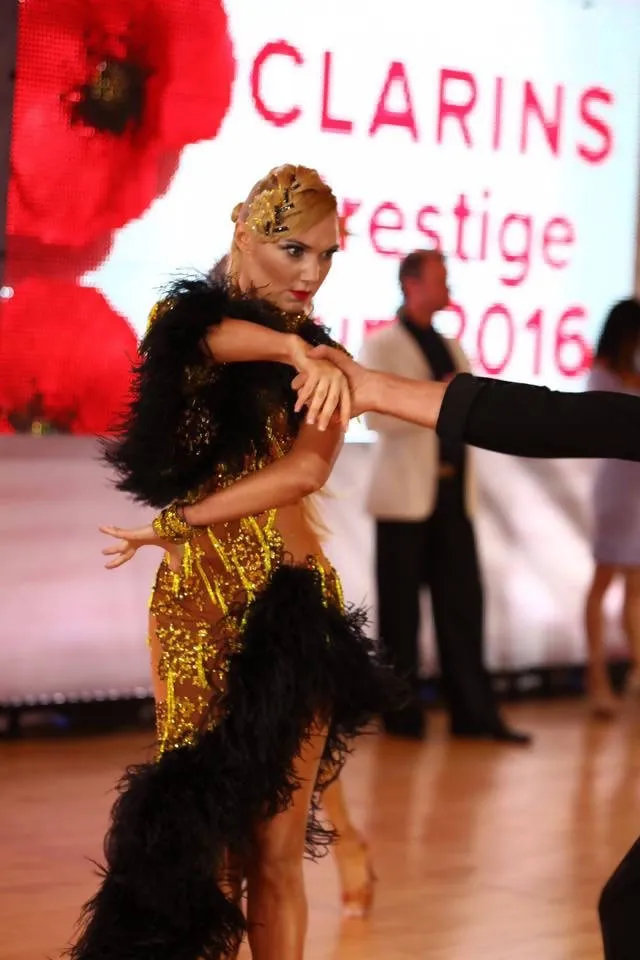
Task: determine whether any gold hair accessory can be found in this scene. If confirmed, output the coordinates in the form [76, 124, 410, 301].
[246, 179, 300, 239]
[152, 503, 195, 544]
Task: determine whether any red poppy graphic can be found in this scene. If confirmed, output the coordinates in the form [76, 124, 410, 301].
[0, 279, 138, 435]
[4, 231, 116, 286]
[7, 0, 235, 248]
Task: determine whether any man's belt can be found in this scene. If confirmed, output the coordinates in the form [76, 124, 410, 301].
[438, 463, 457, 479]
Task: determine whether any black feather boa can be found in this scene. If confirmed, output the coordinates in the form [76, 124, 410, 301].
[65, 566, 400, 960]
[103, 276, 341, 509]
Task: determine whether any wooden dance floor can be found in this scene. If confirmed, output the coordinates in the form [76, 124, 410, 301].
[2, 700, 639, 960]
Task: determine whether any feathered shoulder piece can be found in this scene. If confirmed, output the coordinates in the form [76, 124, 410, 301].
[103, 275, 340, 508]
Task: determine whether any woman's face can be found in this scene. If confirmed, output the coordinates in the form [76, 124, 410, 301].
[236, 213, 340, 313]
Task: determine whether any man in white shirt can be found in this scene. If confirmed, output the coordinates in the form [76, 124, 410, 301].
[361, 250, 529, 744]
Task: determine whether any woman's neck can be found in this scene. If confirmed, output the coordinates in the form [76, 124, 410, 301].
[227, 275, 310, 330]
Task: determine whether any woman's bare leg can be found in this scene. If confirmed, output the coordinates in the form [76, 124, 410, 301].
[246, 726, 327, 960]
[322, 778, 356, 839]
[219, 850, 244, 906]
[219, 851, 244, 960]
[322, 778, 375, 917]
[623, 569, 640, 692]
[585, 563, 618, 716]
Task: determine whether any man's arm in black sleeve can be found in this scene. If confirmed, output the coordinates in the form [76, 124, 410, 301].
[436, 373, 640, 462]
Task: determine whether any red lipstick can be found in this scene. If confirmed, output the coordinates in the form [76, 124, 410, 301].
[289, 290, 309, 302]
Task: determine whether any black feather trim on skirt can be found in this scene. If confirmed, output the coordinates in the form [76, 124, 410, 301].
[65, 565, 401, 960]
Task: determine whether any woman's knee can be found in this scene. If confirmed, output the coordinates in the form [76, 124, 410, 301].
[624, 569, 640, 602]
[588, 564, 616, 600]
[251, 815, 307, 889]
[250, 848, 304, 896]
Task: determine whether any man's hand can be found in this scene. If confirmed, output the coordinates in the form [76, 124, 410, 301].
[292, 345, 377, 430]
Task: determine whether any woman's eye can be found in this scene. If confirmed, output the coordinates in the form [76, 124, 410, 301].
[284, 245, 304, 259]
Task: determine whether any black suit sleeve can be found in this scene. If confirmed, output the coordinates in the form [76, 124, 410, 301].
[436, 373, 640, 462]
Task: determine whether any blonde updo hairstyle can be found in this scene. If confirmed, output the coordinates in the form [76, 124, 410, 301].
[227, 164, 337, 282]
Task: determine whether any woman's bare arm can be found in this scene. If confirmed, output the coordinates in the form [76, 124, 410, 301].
[206, 321, 350, 429]
[205, 319, 302, 365]
[182, 422, 344, 527]
[100, 422, 343, 563]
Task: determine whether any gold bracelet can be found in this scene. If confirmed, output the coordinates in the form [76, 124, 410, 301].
[152, 504, 195, 544]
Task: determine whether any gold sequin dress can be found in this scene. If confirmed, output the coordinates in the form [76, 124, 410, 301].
[70, 277, 394, 960]
[149, 411, 345, 757]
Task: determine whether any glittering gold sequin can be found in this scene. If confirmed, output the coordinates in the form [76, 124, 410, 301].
[149, 403, 343, 757]
[152, 503, 194, 544]
[156, 695, 210, 752]
[145, 298, 173, 332]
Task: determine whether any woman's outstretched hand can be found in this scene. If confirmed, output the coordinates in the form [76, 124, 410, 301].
[99, 524, 183, 571]
[288, 339, 351, 431]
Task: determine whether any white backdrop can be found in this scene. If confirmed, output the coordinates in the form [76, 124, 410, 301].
[1, 0, 640, 703]
[86, 0, 640, 409]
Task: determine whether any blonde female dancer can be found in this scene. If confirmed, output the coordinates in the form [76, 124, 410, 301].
[208, 254, 375, 920]
[67, 165, 392, 960]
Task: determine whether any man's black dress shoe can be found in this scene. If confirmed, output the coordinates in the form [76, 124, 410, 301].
[451, 724, 532, 745]
[382, 703, 426, 740]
